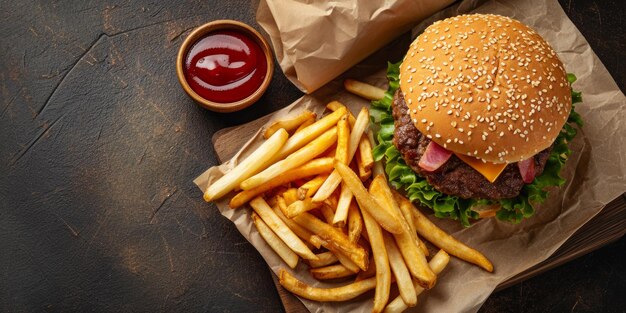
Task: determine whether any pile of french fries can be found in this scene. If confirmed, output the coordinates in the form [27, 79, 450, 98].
[204, 83, 493, 313]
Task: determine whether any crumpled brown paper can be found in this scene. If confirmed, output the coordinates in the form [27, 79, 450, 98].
[256, 0, 455, 94]
[195, 0, 626, 312]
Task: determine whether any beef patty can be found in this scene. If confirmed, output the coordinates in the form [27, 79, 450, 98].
[391, 90, 551, 200]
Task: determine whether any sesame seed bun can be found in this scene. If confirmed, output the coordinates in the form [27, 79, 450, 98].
[400, 14, 572, 163]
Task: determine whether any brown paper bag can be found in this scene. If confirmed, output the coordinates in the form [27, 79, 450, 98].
[256, 0, 455, 93]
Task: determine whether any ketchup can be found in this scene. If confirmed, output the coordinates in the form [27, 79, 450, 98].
[183, 30, 267, 103]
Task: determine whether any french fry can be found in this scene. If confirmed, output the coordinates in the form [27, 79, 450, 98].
[326, 101, 356, 126]
[276, 194, 288, 211]
[372, 177, 428, 256]
[328, 246, 362, 274]
[282, 188, 299, 206]
[323, 193, 338, 211]
[405, 197, 494, 272]
[347, 201, 363, 243]
[252, 213, 299, 269]
[319, 203, 336, 224]
[310, 264, 356, 280]
[273, 106, 347, 161]
[321, 144, 337, 159]
[392, 190, 428, 256]
[266, 185, 289, 200]
[354, 256, 376, 281]
[360, 205, 391, 313]
[273, 201, 325, 250]
[356, 151, 372, 181]
[307, 251, 339, 268]
[391, 231, 434, 289]
[332, 182, 352, 226]
[312, 107, 370, 202]
[264, 110, 316, 139]
[288, 211, 360, 273]
[266, 195, 278, 208]
[284, 198, 318, 218]
[229, 157, 334, 208]
[279, 269, 377, 302]
[317, 224, 361, 275]
[370, 176, 436, 289]
[204, 129, 289, 202]
[311, 170, 341, 202]
[369, 175, 406, 227]
[416, 236, 429, 257]
[335, 115, 350, 165]
[344, 79, 386, 100]
[249, 197, 318, 261]
[367, 129, 385, 177]
[339, 107, 370, 167]
[291, 212, 369, 271]
[358, 136, 374, 171]
[298, 174, 329, 198]
[394, 190, 416, 237]
[335, 161, 403, 234]
[384, 250, 450, 313]
[294, 116, 315, 134]
[241, 127, 338, 190]
[296, 188, 308, 201]
[383, 232, 417, 307]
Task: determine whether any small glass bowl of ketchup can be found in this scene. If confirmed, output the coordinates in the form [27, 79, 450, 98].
[176, 20, 274, 112]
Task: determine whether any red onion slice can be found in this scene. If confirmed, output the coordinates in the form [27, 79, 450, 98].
[518, 158, 536, 183]
[418, 141, 452, 172]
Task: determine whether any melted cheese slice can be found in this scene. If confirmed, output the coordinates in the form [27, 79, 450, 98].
[455, 154, 508, 183]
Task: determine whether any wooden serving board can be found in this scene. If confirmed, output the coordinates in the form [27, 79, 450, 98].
[212, 124, 626, 313]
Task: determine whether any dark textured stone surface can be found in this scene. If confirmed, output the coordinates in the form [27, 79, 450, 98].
[0, 0, 623, 312]
[0, 1, 300, 312]
[482, 237, 626, 313]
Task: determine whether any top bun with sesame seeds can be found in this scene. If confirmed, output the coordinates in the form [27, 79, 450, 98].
[400, 14, 572, 163]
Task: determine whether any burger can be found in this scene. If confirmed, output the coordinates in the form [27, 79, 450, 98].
[371, 14, 583, 226]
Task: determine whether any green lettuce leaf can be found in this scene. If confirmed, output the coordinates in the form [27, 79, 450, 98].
[370, 62, 583, 227]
